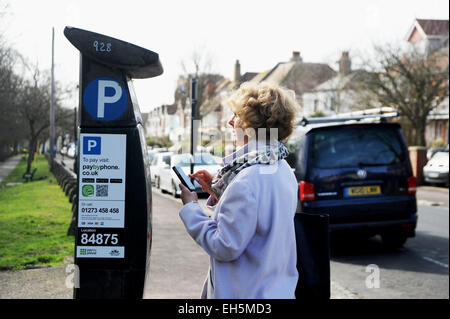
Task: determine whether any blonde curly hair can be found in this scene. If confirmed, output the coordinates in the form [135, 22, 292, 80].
[227, 82, 300, 141]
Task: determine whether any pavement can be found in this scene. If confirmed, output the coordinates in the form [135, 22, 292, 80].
[0, 155, 23, 184]
[416, 185, 449, 208]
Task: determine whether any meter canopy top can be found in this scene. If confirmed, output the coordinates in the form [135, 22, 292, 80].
[64, 26, 163, 79]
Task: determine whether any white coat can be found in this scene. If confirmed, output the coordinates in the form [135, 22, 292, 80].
[179, 141, 299, 299]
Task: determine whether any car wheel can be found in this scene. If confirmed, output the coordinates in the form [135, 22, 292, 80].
[172, 180, 180, 198]
[381, 232, 408, 249]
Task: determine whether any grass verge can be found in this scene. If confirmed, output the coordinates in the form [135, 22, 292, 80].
[0, 155, 74, 270]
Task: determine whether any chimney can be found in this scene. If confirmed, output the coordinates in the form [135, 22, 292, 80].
[234, 60, 241, 83]
[338, 51, 351, 76]
[290, 51, 303, 62]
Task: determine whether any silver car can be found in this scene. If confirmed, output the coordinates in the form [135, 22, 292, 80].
[150, 152, 173, 188]
[423, 150, 449, 187]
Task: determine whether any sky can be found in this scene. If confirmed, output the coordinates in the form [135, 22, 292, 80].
[1, 0, 449, 113]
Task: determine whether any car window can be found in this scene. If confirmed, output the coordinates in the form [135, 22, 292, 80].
[286, 133, 302, 169]
[162, 155, 171, 165]
[172, 153, 218, 167]
[172, 154, 191, 167]
[194, 153, 217, 165]
[310, 126, 406, 169]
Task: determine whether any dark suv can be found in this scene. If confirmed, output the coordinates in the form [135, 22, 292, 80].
[285, 116, 417, 248]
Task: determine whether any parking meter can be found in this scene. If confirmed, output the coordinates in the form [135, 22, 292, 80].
[64, 26, 163, 299]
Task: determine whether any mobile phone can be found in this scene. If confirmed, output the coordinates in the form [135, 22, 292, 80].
[172, 166, 196, 191]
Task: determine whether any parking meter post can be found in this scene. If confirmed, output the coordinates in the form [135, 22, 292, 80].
[64, 26, 163, 299]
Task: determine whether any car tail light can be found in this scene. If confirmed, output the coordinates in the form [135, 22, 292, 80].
[299, 181, 315, 201]
[407, 176, 417, 194]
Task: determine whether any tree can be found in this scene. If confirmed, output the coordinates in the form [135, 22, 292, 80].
[179, 46, 223, 118]
[355, 43, 449, 146]
[0, 46, 27, 159]
[16, 63, 73, 175]
[0, 3, 26, 159]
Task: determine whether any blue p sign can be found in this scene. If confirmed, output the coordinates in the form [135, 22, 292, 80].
[83, 78, 128, 121]
[83, 136, 101, 155]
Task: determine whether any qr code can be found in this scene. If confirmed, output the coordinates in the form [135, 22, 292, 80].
[96, 185, 108, 197]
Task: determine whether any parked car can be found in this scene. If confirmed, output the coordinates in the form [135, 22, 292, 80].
[427, 146, 446, 161]
[285, 117, 417, 248]
[159, 153, 222, 197]
[148, 150, 156, 164]
[423, 150, 449, 187]
[66, 143, 76, 158]
[147, 148, 167, 164]
[150, 152, 173, 188]
[60, 145, 68, 155]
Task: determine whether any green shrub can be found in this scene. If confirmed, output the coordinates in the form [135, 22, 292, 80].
[430, 139, 447, 148]
[146, 135, 173, 148]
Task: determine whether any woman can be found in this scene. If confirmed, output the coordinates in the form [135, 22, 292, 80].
[178, 82, 300, 299]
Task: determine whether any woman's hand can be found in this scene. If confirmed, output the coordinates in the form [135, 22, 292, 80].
[190, 170, 218, 201]
[189, 170, 213, 187]
[179, 183, 199, 205]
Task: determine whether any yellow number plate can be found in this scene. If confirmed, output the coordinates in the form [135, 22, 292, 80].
[346, 185, 381, 196]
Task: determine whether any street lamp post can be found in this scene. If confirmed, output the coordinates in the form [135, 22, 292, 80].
[50, 27, 55, 169]
[190, 77, 198, 175]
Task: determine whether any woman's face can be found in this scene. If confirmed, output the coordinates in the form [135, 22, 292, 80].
[228, 113, 247, 146]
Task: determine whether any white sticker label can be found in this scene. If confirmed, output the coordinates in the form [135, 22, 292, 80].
[77, 246, 124, 258]
[78, 134, 126, 258]
[79, 134, 126, 226]
[78, 201, 125, 228]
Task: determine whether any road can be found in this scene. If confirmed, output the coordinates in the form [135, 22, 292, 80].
[330, 202, 448, 299]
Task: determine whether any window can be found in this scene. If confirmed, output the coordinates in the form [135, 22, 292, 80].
[438, 122, 443, 140]
[314, 99, 319, 112]
[311, 126, 406, 169]
[330, 97, 336, 112]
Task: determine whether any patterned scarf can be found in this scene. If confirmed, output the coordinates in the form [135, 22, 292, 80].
[210, 140, 289, 200]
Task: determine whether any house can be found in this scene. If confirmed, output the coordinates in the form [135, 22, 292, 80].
[302, 52, 373, 116]
[144, 103, 178, 142]
[144, 73, 229, 151]
[406, 18, 449, 55]
[406, 18, 449, 145]
[255, 51, 336, 108]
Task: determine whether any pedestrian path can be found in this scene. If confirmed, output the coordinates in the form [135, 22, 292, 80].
[0, 155, 22, 184]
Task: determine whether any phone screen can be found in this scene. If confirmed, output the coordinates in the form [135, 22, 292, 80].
[172, 166, 196, 191]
